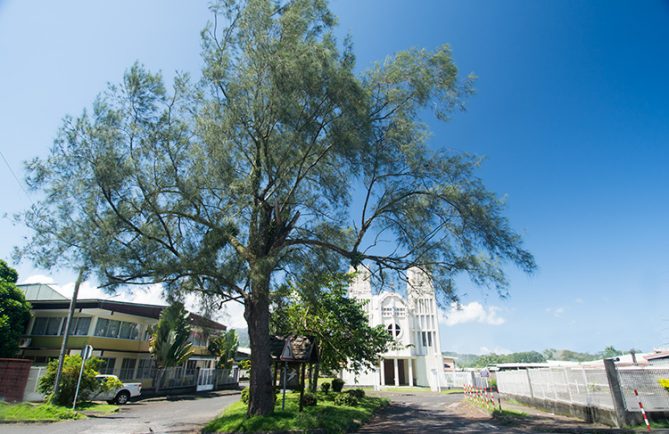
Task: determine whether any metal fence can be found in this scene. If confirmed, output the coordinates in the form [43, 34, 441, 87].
[497, 367, 614, 409]
[22, 365, 239, 402]
[443, 371, 489, 389]
[618, 367, 669, 412]
[497, 366, 669, 413]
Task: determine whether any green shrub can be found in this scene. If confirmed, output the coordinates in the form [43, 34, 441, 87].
[320, 382, 331, 393]
[346, 388, 365, 399]
[241, 386, 250, 404]
[38, 355, 110, 406]
[334, 392, 358, 407]
[300, 392, 318, 407]
[331, 378, 345, 392]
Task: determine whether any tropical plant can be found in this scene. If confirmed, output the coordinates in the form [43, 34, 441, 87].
[38, 355, 120, 406]
[0, 260, 31, 358]
[149, 302, 194, 368]
[17, 0, 535, 416]
[208, 329, 239, 369]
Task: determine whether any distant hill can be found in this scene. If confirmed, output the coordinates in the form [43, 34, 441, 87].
[444, 346, 631, 368]
[234, 327, 250, 347]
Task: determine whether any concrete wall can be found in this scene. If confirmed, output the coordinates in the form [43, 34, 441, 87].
[500, 392, 622, 427]
[0, 358, 32, 402]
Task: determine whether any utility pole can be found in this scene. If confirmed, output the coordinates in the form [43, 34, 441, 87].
[53, 268, 86, 401]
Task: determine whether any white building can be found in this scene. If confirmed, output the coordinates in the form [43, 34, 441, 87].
[341, 267, 446, 390]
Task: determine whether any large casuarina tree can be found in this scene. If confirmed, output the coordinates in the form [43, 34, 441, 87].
[17, 0, 535, 415]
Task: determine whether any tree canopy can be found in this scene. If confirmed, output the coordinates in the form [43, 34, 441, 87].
[272, 273, 392, 379]
[17, 0, 535, 415]
[0, 260, 31, 358]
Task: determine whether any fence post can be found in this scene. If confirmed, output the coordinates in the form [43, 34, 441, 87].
[525, 369, 535, 399]
[603, 358, 629, 428]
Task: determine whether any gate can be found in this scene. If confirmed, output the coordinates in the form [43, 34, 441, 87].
[196, 368, 215, 392]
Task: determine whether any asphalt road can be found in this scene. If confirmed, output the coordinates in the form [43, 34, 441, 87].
[359, 391, 516, 434]
[2, 391, 240, 434]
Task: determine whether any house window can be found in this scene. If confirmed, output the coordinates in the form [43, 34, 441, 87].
[31, 317, 62, 336]
[94, 318, 139, 339]
[119, 358, 137, 380]
[98, 357, 116, 375]
[58, 317, 92, 336]
[137, 359, 155, 378]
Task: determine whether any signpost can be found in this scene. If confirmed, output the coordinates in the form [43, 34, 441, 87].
[72, 345, 93, 410]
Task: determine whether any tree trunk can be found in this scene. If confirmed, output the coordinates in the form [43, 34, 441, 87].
[310, 363, 320, 393]
[245, 272, 274, 416]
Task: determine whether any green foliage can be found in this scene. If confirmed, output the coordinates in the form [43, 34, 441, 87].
[19, 0, 535, 416]
[0, 260, 31, 358]
[331, 378, 345, 393]
[203, 393, 388, 434]
[345, 388, 365, 399]
[272, 273, 392, 375]
[469, 351, 546, 368]
[659, 379, 669, 392]
[238, 359, 251, 370]
[599, 346, 625, 359]
[0, 402, 84, 421]
[208, 329, 239, 368]
[334, 393, 358, 407]
[241, 386, 250, 404]
[320, 382, 330, 393]
[149, 302, 194, 368]
[300, 392, 317, 407]
[38, 355, 110, 406]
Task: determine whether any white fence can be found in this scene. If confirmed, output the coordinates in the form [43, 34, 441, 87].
[618, 367, 669, 412]
[443, 371, 489, 389]
[497, 366, 669, 413]
[23, 366, 47, 402]
[22, 365, 239, 402]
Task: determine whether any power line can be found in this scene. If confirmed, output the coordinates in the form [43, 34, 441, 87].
[0, 149, 31, 201]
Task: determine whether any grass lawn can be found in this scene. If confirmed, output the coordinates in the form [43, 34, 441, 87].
[76, 402, 120, 414]
[203, 392, 388, 433]
[0, 402, 84, 421]
[0, 401, 118, 422]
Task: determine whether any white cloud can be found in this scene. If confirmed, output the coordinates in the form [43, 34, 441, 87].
[21, 274, 248, 328]
[545, 307, 565, 318]
[21, 274, 56, 285]
[440, 302, 506, 327]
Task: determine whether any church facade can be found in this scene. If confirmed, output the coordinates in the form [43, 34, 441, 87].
[341, 267, 446, 390]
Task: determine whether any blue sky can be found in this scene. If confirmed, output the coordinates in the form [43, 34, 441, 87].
[1, 0, 668, 355]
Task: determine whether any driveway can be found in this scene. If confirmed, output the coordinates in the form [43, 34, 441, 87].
[360, 391, 511, 434]
[4, 391, 240, 434]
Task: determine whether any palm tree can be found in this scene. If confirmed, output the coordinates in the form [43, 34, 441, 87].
[149, 302, 194, 390]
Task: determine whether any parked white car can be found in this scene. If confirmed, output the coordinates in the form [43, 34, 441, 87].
[91, 374, 142, 404]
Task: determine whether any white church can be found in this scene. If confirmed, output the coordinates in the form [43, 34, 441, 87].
[341, 267, 446, 390]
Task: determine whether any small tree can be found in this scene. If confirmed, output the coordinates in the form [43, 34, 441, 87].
[208, 329, 239, 368]
[38, 355, 120, 406]
[272, 273, 392, 391]
[0, 260, 31, 358]
[150, 302, 194, 369]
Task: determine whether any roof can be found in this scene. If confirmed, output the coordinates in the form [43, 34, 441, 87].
[29, 298, 226, 331]
[645, 351, 669, 361]
[279, 335, 318, 363]
[18, 283, 68, 301]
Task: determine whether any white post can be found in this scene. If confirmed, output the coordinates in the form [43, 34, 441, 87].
[408, 359, 414, 387]
[393, 359, 399, 386]
[380, 359, 385, 386]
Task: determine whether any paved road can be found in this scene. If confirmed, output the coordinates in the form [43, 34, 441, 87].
[3, 391, 240, 434]
[360, 391, 517, 434]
